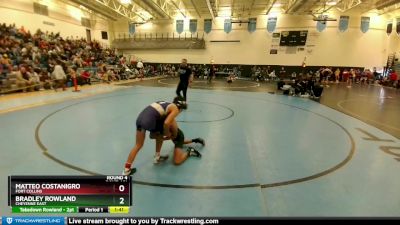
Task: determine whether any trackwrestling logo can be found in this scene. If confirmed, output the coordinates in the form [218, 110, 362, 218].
[1, 217, 64, 225]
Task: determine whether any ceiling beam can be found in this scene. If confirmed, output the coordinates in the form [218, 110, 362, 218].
[376, 0, 400, 10]
[248, 0, 256, 16]
[360, 0, 400, 14]
[132, 0, 172, 19]
[299, 0, 322, 14]
[69, 0, 119, 20]
[206, 0, 216, 20]
[152, 0, 173, 19]
[266, 0, 278, 15]
[286, 0, 300, 13]
[95, 0, 145, 21]
[378, 2, 400, 15]
[208, 0, 218, 17]
[216, 0, 219, 15]
[231, 0, 234, 17]
[315, 0, 345, 14]
[189, 0, 202, 18]
[336, 0, 362, 12]
[176, 0, 193, 18]
[170, 0, 186, 18]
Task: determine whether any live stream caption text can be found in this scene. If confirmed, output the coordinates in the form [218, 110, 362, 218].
[67, 218, 219, 225]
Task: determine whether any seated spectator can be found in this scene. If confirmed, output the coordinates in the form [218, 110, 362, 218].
[16, 65, 34, 92]
[39, 69, 52, 90]
[0, 54, 12, 78]
[117, 66, 128, 80]
[107, 68, 120, 81]
[30, 67, 42, 91]
[226, 72, 236, 83]
[97, 65, 110, 83]
[72, 55, 83, 68]
[80, 69, 91, 85]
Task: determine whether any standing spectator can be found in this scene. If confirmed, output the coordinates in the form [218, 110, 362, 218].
[137, 59, 144, 80]
[171, 64, 176, 75]
[203, 67, 208, 80]
[291, 72, 297, 81]
[279, 66, 286, 80]
[373, 67, 380, 81]
[334, 68, 340, 83]
[342, 69, 349, 84]
[51, 60, 66, 91]
[321, 67, 332, 87]
[315, 69, 320, 82]
[389, 69, 398, 86]
[360, 69, 369, 85]
[347, 68, 355, 88]
[269, 70, 276, 80]
[208, 60, 215, 84]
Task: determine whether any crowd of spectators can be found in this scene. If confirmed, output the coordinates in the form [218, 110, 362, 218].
[1, 22, 398, 94]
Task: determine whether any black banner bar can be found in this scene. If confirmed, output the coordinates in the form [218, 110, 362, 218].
[66, 217, 400, 225]
[8, 176, 11, 206]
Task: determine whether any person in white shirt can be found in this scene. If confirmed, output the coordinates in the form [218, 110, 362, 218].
[51, 61, 66, 91]
[291, 72, 297, 81]
[137, 60, 144, 80]
[269, 70, 276, 80]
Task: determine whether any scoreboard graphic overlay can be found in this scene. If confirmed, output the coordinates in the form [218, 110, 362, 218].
[8, 176, 131, 214]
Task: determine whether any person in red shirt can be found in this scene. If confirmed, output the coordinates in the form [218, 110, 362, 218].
[80, 70, 91, 85]
[390, 70, 397, 82]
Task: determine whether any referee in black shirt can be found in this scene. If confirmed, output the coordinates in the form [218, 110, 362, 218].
[176, 58, 193, 102]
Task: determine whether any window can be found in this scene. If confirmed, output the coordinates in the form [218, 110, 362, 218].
[33, 2, 48, 16]
[101, 31, 108, 40]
